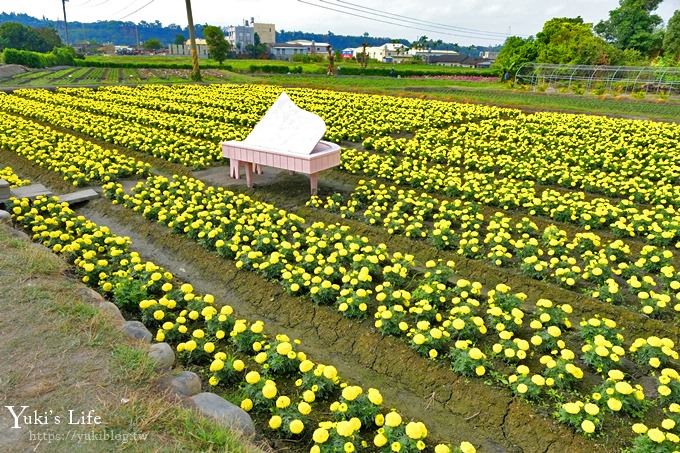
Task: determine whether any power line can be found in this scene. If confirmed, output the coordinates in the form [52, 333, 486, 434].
[119, 0, 157, 20]
[87, 0, 113, 8]
[332, 0, 511, 38]
[297, 0, 507, 41]
[112, 0, 147, 16]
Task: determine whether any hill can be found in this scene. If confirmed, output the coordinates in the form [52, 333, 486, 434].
[0, 12, 500, 56]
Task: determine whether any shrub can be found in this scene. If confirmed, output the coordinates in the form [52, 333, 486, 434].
[2, 46, 76, 68]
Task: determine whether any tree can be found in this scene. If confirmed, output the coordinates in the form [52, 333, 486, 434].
[0, 22, 54, 52]
[663, 10, 680, 61]
[494, 36, 539, 74]
[34, 28, 63, 50]
[595, 0, 664, 56]
[245, 32, 268, 59]
[174, 34, 186, 45]
[143, 38, 162, 50]
[495, 17, 622, 73]
[537, 17, 615, 65]
[203, 25, 230, 64]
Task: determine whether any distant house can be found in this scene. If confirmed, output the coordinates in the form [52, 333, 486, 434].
[253, 23, 276, 45]
[428, 54, 491, 68]
[168, 38, 209, 58]
[480, 51, 499, 61]
[341, 48, 355, 59]
[358, 43, 409, 63]
[226, 25, 255, 53]
[271, 40, 330, 60]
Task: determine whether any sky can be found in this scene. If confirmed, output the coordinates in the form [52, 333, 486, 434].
[2, 0, 679, 46]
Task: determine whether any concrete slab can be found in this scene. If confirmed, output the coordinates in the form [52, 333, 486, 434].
[59, 189, 99, 205]
[7, 184, 52, 200]
[0, 179, 9, 200]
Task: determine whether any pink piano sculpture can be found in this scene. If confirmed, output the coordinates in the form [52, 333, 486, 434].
[222, 92, 341, 195]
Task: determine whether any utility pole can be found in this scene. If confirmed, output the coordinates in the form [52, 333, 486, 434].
[185, 0, 201, 81]
[61, 0, 70, 45]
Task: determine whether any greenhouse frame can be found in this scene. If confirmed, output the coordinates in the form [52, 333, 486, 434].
[514, 63, 680, 95]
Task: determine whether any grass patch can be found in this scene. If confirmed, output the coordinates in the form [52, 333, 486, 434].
[111, 345, 157, 385]
[0, 223, 263, 452]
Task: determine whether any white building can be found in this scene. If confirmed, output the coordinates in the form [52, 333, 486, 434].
[271, 40, 330, 60]
[168, 38, 209, 58]
[355, 43, 410, 63]
[226, 25, 255, 53]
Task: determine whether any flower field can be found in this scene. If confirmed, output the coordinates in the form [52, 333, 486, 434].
[0, 83, 679, 452]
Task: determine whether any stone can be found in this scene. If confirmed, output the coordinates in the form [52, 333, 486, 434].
[0, 210, 10, 224]
[0, 180, 9, 200]
[189, 392, 255, 437]
[9, 183, 51, 199]
[159, 371, 202, 397]
[80, 286, 106, 304]
[59, 189, 99, 205]
[148, 342, 174, 370]
[639, 376, 659, 399]
[98, 301, 125, 326]
[122, 320, 152, 343]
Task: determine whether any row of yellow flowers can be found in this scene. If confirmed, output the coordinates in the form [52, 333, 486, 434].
[307, 181, 680, 318]
[0, 92, 219, 169]
[0, 165, 29, 187]
[17, 88, 248, 144]
[69, 84, 517, 143]
[0, 108, 149, 185]
[340, 148, 680, 248]
[8, 84, 678, 252]
[7, 193, 473, 453]
[102, 174, 679, 449]
[364, 112, 680, 207]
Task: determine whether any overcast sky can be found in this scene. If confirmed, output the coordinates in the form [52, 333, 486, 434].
[2, 0, 679, 45]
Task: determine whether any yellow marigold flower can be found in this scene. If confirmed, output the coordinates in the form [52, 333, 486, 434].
[336, 420, 354, 437]
[632, 423, 647, 434]
[459, 441, 476, 453]
[209, 359, 224, 372]
[658, 385, 671, 397]
[385, 411, 402, 427]
[323, 365, 338, 380]
[276, 396, 290, 409]
[374, 433, 388, 448]
[268, 415, 282, 430]
[368, 388, 383, 405]
[434, 445, 451, 453]
[297, 401, 312, 415]
[289, 419, 304, 434]
[614, 381, 633, 395]
[563, 402, 580, 415]
[608, 369, 624, 381]
[607, 398, 622, 411]
[468, 347, 484, 360]
[584, 403, 599, 416]
[245, 371, 260, 384]
[240, 398, 253, 412]
[581, 419, 595, 434]
[262, 383, 277, 399]
[405, 421, 427, 440]
[647, 428, 665, 443]
[313, 428, 330, 444]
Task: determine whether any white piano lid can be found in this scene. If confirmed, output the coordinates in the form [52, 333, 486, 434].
[241, 92, 326, 155]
